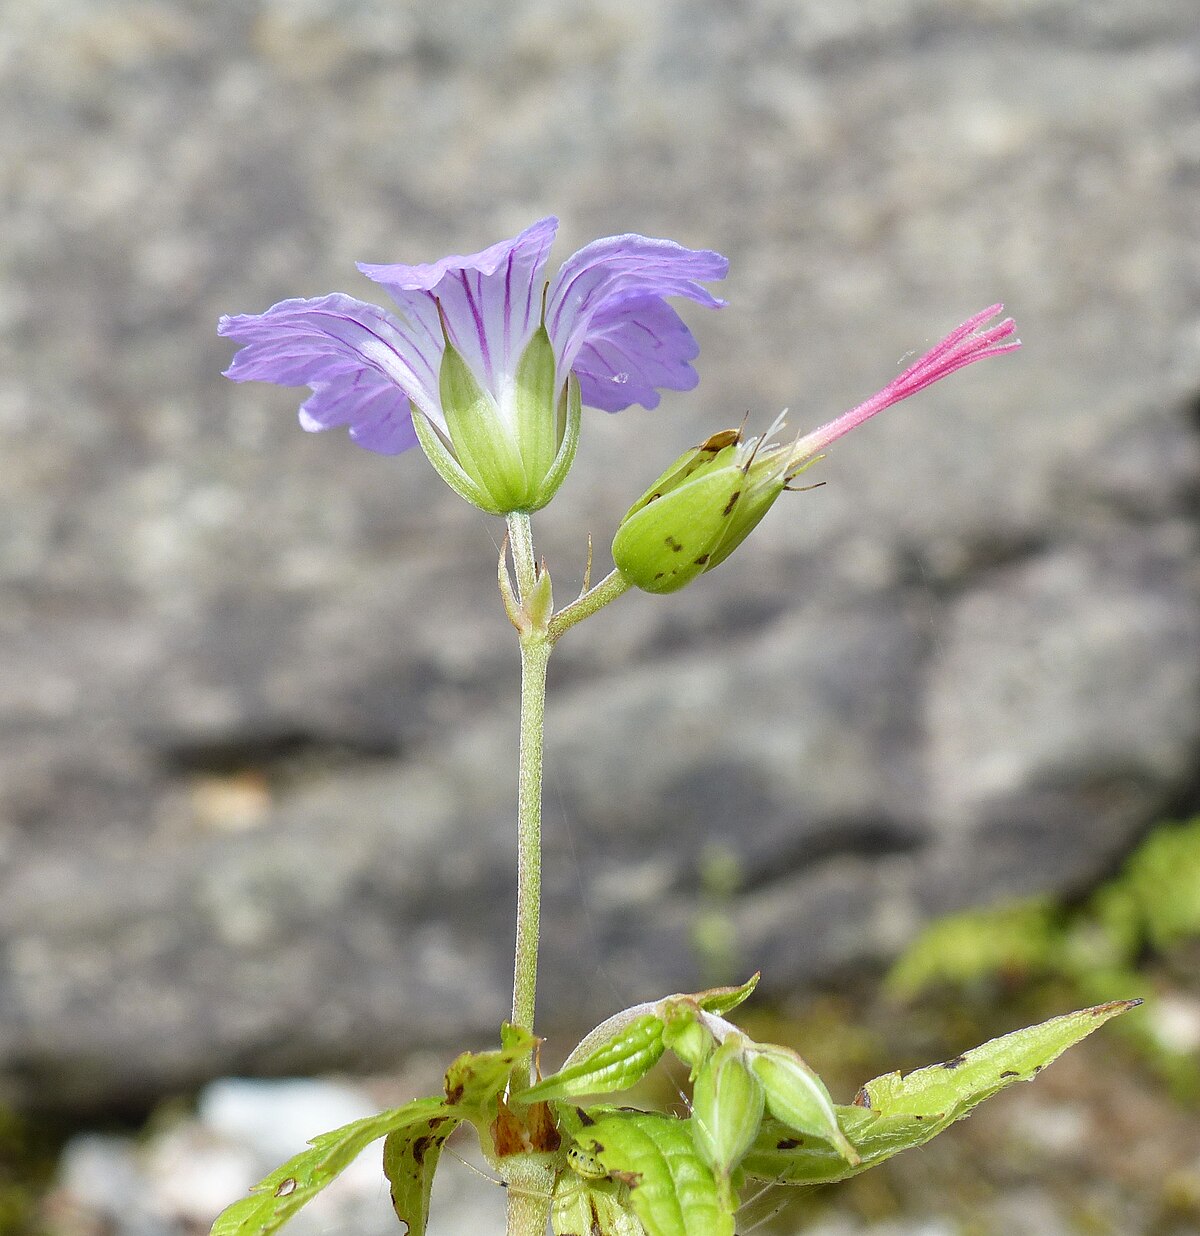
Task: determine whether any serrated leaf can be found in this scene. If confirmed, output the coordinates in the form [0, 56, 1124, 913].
[209, 1096, 450, 1236]
[742, 1000, 1141, 1186]
[443, 1024, 538, 1113]
[862, 999, 1140, 1118]
[693, 973, 760, 1017]
[523, 1015, 665, 1102]
[578, 1112, 734, 1236]
[552, 1171, 647, 1235]
[383, 1114, 461, 1236]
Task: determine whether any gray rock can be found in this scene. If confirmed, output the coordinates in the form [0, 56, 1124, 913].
[0, 0, 1198, 1110]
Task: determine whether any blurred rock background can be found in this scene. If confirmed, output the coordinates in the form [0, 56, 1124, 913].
[0, 0, 1198, 1222]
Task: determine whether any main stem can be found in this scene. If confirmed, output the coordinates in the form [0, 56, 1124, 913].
[505, 512, 554, 1236]
[505, 512, 549, 1076]
[511, 632, 550, 1054]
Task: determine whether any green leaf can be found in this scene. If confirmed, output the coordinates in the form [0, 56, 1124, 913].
[742, 1000, 1141, 1186]
[862, 999, 1140, 1117]
[523, 1015, 665, 1102]
[383, 1115, 461, 1236]
[577, 1112, 734, 1236]
[552, 1171, 647, 1235]
[209, 1096, 450, 1236]
[693, 973, 760, 1017]
[443, 1023, 538, 1114]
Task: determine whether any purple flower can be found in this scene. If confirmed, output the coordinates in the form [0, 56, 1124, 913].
[219, 217, 728, 513]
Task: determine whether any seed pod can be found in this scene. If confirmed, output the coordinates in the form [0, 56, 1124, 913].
[749, 1043, 860, 1165]
[611, 430, 747, 593]
[691, 1034, 764, 1209]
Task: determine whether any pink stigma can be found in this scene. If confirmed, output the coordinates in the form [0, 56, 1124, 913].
[790, 305, 1020, 462]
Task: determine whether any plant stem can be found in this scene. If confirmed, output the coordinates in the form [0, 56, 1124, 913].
[510, 632, 550, 1064]
[507, 510, 537, 598]
[548, 567, 632, 642]
[505, 1159, 554, 1236]
[503, 511, 553, 1094]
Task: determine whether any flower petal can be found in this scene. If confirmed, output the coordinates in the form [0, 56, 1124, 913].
[572, 294, 702, 412]
[219, 292, 443, 453]
[358, 217, 559, 396]
[547, 233, 727, 386]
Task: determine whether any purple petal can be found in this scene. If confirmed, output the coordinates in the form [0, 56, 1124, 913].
[572, 294, 703, 412]
[358, 217, 559, 395]
[546, 233, 727, 385]
[219, 293, 441, 454]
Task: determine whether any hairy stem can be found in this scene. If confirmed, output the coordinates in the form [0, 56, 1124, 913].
[548, 568, 632, 642]
[511, 633, 550, 1062]
[507, 510, 538, 598]
[505, 1159, 554, 1236]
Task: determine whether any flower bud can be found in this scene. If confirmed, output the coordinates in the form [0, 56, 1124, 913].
[748, 1043, 859, 1165]
[611, 421, 797, 594]
[415, 317, 582, 516]
[691, 1033, 764, 1203]
[660, 999, 716, 1075]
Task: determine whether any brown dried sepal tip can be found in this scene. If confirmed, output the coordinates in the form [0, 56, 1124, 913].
[490, 1097, 562, 1157]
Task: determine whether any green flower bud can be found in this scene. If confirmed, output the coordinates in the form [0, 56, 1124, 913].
[611, 416, 810, 593]
[748, 1043, 860, 1165]
[414, 313, 582, 516]
[691, 1033, 764, 1203]
[660, 999, 717, 1075]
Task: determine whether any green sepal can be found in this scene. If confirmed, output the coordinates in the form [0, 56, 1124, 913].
[693, 973, 760, 1016]
[552, 1170, 646, 1235]
[701, 472, 786, 570]
[528, 375, 581, 510]
[748, 1043, 858, 1164]
[741, 1000, 1142, 1186]
[513, 323, 560, 493]
[521, 1014, 665, 1102]
[576, 1111, 735, 1236]
[208, 1095, 451, 1236]
[410, 408, 495, 512]
[382, 1113, 461, 1236]
[660, 1003, 715, 1076]
[443, 1023, 539, 1114]
[620, 430, 742, 522]
[439, 336, 529, 512]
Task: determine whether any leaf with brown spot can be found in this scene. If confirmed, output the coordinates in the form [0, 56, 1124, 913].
[209, 1096, 451, 1236]
[442, 1023, 538, 1116]
[384, 1114, 462, 1236]
[743, 1001, 1142, 1187]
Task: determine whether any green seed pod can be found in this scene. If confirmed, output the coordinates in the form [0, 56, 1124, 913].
[611, 420, 802, 594]
[691, 1034, 764, 1200]
[611, 430, 748, 593]
[749, 1043, 859, 1164]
